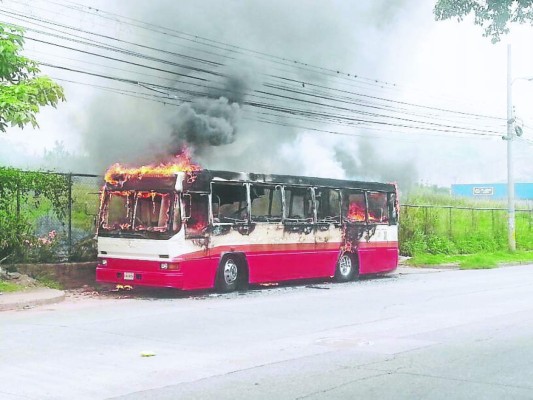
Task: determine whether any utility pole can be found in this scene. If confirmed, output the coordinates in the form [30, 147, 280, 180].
[507, 44, 516, 251]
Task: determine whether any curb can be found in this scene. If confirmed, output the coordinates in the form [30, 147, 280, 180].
[0, 288, 65, 311]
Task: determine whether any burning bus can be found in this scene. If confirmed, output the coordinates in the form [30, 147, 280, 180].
[96, 157, 399, 292]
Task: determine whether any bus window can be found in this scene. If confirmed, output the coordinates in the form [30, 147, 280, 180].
[315, 188, 341, 224]
[212, 183, 248, 224]
[367, 192, 389, 223]
[342, 191, 366, 223]
[185, 193, 208, 236]
[102, 191, 133, 230]
[284, 187, 313, 222]
[388, 192, 398, 225]
[133, 192, 171, 232]
[251, 185, 282, 222]
[172, 195, 182, 233]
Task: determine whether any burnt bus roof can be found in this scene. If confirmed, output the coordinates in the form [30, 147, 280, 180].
[105, 175, 177, 191]
[185, 169, 396, 192]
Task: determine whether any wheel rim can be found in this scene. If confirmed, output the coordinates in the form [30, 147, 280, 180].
[224, 259, 238, 285]
[339, 255, 352, 277]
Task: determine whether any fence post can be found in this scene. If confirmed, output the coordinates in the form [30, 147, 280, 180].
[491, 209, 495, 235]
[448, 207, 452, 238]
[424, 207, 428, 235]
[15, 182, 20, 240]
[68, 173, 72, 257]
[529, 202, 532, 231]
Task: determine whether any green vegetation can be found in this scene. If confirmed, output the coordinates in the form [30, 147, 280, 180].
[0, 23, 65, 132]
[0, 279, 23, 292]
[434, 0, 533, 43]
[0, 168, 100, 263]
[400, 186, 533, 269]
[71, 182, 100, 232]
[35, 277, 63, 290]
[0, 167, 70, 263]
[408, 251, 533, 270]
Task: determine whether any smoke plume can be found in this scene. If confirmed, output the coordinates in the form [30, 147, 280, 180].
[334, 139, 419, 192]
[0, 0, 432, 190]
[171, 97, 241, 149]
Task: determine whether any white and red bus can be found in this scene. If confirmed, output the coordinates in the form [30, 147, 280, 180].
[96, 169, 399, 291]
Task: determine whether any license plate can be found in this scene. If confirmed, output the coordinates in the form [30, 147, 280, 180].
[124, 272, 134, 281]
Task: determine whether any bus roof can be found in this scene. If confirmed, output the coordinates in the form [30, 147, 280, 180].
[185, 169, 396, 193]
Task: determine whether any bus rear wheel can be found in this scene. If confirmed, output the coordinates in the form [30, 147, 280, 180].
[216, 255, 241, 292]
[335, 253, 358, 282]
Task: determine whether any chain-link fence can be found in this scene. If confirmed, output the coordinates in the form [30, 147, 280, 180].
[399, 204, 533, 256]
[3, 169, 533, 262]
[0, 170, 102, 264]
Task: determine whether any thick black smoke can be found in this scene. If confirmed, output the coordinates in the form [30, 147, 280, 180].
[168, 65, 255, 158]
[171, 97, 241, 149]
[38, 0, 424, 181]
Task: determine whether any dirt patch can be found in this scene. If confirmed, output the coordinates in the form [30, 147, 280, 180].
[0, 268, 43, 291]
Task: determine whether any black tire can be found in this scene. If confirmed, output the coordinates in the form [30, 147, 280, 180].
[334, 252, 358, 282]
[216, 255, 241, 292]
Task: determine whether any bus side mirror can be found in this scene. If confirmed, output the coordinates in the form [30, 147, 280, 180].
[183, 193, 192, 220]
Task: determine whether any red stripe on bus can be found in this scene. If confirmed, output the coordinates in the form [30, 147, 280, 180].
[176, 241, 398, 261]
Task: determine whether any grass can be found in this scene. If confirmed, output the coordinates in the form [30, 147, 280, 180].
[407, 251, 533, 269]
[36, 277, 63, 290]
[400, 187, 533, 257]
[0, 280, 24, 292]
[0, 274, 62, 292]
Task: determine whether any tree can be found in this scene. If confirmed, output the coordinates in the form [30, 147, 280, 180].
[434, 0, 533, 43]
[0, 23, 65, 132]
[0, 167, 70, 263]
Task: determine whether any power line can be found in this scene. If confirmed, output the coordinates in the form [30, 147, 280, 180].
[53, 75, 504, 144]
[0, 1, 511, 143]
[41, 62, 504, 139]
[19, 27, 506, 132]
[4, 0, 507, 113]
[0, 5, 507, 128]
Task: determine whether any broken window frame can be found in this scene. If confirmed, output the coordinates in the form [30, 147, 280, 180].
[282, 186, 314, 224]
[171, 194, 182, 234]
[210, 181, 250, 226]
[132, 191, 172, 232]
[183, 192, 209, 237]
[100, 190, 135, 232]
[250, 184, 283, 223]
[99, 190, 179, 238]
[387, 192, 398, 225]
[315, 187, 342, 225]
[342, 189, 367, 224]
[366, 191, 390, 224]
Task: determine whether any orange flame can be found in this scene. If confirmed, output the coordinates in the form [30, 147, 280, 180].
[347, 202, 366, 222]
[104, 149, 201, 185]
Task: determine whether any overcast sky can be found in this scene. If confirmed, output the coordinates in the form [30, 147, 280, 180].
[1, 0, 532, 188]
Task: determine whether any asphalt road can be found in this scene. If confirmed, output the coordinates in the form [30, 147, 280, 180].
[3, 265, 533, 400]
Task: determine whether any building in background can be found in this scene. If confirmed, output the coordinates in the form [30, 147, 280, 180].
[451, 183, 533, 200]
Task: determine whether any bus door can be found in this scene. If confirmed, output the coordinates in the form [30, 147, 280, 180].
[358, 191, 397, 273]
[182, 192, 212, 287]
[247, 184, 285, 283]
[278, 186, 322, 280]
[314, 188, 343, 275]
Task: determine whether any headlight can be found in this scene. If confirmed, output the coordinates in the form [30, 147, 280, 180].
[100, 259, 108, 266]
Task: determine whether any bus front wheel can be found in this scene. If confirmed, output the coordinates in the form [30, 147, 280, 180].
[216, 255, 241, 292]
[335, 253, 358, 282]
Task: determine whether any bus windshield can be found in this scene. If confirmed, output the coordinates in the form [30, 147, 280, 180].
[100, 191, 177, 233]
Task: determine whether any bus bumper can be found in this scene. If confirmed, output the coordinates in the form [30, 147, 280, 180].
[95, 257, 217, 290]
[96, 267, 185, 289]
